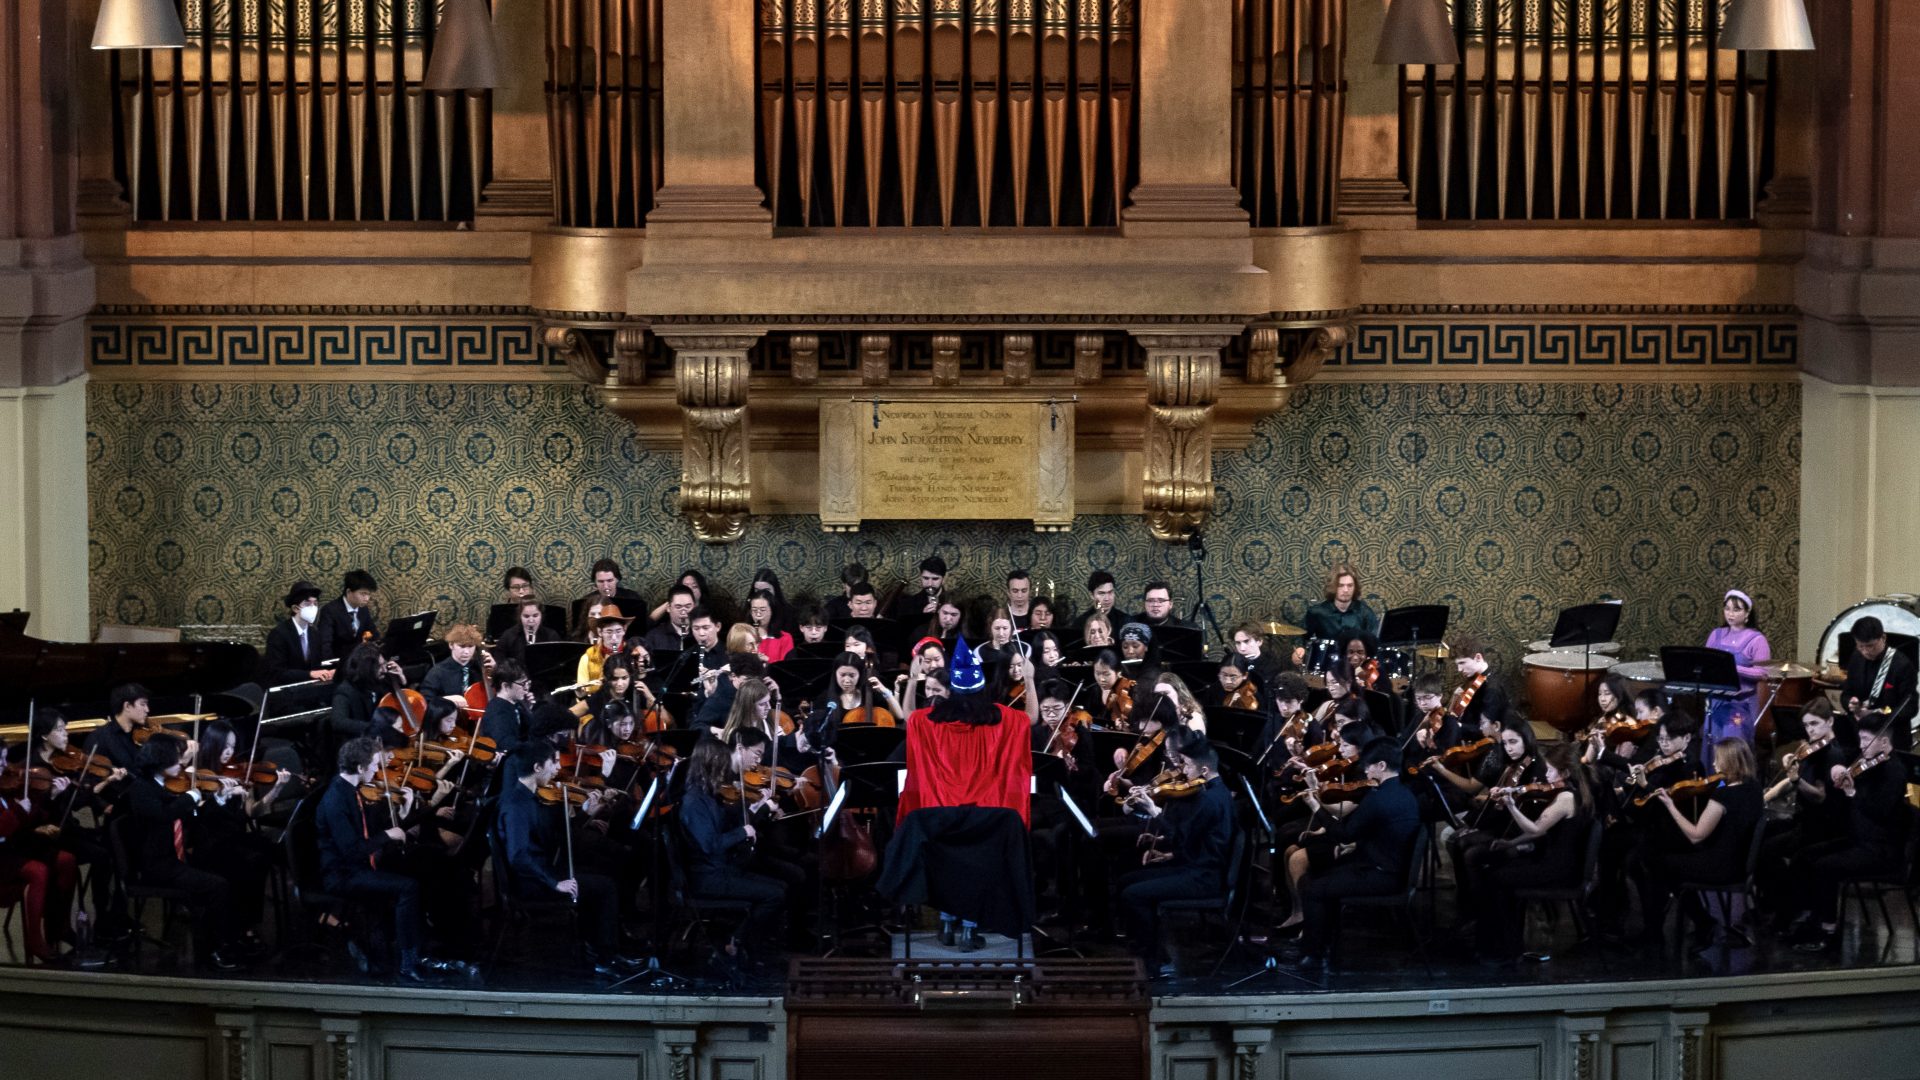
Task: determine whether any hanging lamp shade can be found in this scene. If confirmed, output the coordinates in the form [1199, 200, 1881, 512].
[1374, 0, 1461, 65]
[424, 0, 503, 91]
[92, 0, 186, 50]
[1721, 0, 1814, 51]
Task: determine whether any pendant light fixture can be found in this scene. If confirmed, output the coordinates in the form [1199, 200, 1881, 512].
[92, 0, 186, 50]
[1375, 0, 1462, 66]
[424, 0, 503, 91]
[1720, 0, 1815, 51]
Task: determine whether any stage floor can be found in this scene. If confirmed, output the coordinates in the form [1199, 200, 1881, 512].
[6, 891, 1914, 1001]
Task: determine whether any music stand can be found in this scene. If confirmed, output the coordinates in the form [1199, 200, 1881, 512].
[1379, 604, 1450, 681]
[0, 610, 28, 636]
[1659, 646, 1742, 699]
[1202, 706, 1267, 754]
[1546, 603, 1623, 726]
[832, 726, 906, 768]
[604, 770, 689, 992]
[1065, 643, 1114, 664]
[1211, 743, 1257, 782]
[831, 617, 906, 660]
[521, 641, 588, 696]
[1183, 531, 1226, 646]
[1154, 625, 1207, 663]
[791, 633, 848, 660]
[379, 611, 437, 660]
[1222, 773, 1317, 991]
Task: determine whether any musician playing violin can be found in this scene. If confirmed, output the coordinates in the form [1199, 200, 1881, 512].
[1117, 738, 1232, 977]
[494, 741, 640, 975]
[1636, 738, 1762, 951]
[681, 730, 801, 969]
[1199, 654, 1258, 713]
[315, 736, 468, 982]
[189, 719, 291, 953]
[28, 708, 124, 934]
[1759, 697, 1853, 926]
[478, 660, 536, 756]
[1440, 720, 1545, 906]
[126, 732, 244, 972]
[1783, 713, 1911, 953]
[1284, 737, 1420, 973]
[1275, 708, 1380, 932]
[1232, 621, 1296, 696]
[1465, 742, 1594, 965]
[420, 623, 493, 708]
[89, 682, 152, 777]
[1592, 696, 1702, 936]
[0, 740, 78, 963]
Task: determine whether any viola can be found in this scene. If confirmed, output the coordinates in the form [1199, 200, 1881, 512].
[1106, 728, 1166, 798]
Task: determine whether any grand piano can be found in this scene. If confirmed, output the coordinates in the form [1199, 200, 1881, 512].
[0, 612, 259, 711]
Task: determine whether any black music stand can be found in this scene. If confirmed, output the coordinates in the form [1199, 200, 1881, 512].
[791, 633, 848, 660]
[486, 603, 568, 642]
[379, 611, 437, 660]
[1183, 531, 1226, 646]
[1154, 625, 1207, 663]
[603, 771, 691, 992]
[1203, 707, 1267, 754]
[831, 617, 906, 661]
[520, 641, 588, 696]
[1659, 646, 1742, 700]
[1379, 604, 1450, 689]
[0, 610, 28, 636]
[832, 726, 906, 768]
[1547, 602, 1624, 726]
[1223, 773, 1318, 991]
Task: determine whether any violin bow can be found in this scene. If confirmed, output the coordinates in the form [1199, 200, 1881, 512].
[560, 783, 579, 905]
[1041, 681, 1085, 757]
[55, 741, 103, 832]
[22, 699, 34, 801]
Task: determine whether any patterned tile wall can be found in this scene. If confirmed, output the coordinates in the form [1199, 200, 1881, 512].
[85, 376, 1802, 668]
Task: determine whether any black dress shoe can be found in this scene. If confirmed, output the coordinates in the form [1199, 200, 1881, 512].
[395, 964, 433, 984]
[418, 957, 467, 976]
[939, 922, 958, 947]
[198, 951, 241, 973]
[1288, 951, 1327, 973]
[1793, 930, 1839, 953]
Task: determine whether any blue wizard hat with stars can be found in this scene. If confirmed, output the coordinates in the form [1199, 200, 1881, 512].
[949, 634, 986, 694]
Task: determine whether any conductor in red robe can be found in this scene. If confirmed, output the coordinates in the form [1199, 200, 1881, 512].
[891, 636, 1035, 948]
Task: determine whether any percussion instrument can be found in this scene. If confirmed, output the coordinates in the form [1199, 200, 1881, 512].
[1608, 659, 1666, 700]
[1524, 650, 1614, 733]
[1816, 599, 1920, 671]
[1378, 647, 1415, 682]
[1527, 638, 1621, 655]
[1756, 660, 1815, 747]
[1414, 642, 1452, 660]
[1304, 637, 1341, 675]
[1262, 620, 1306, 638]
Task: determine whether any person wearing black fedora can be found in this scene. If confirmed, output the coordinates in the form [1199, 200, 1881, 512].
[262, 580, 334, 689]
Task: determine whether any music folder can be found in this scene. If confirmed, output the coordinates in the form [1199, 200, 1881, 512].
[1057, 783, 1098, 839]
[629, 774, 662, 829]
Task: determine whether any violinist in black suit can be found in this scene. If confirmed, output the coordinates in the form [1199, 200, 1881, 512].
[312, 569, 380, 664]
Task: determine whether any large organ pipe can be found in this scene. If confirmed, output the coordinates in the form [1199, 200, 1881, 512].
[894, 0, 925, 224]
[1007, 0, 1037, 225]
[971, 0, 1003, 227]
[824, 0, 854, 226]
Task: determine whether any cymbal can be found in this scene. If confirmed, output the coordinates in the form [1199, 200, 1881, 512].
[1415, 642, 1452, 659]
[1262, 620, 1306, 637]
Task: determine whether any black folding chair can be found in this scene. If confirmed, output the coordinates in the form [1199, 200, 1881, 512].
[1332, 827, 1433, 976]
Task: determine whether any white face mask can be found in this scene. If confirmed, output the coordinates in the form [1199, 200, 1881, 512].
[298, 602, 319, 624]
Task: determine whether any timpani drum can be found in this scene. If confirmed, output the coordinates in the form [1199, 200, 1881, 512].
[1525, 651, 1615, 733]
[1609, 659, 1666, 701]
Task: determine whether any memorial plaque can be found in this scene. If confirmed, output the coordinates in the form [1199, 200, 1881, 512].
[819, 397, 1074, 531]
[861, 402, 1036, 519]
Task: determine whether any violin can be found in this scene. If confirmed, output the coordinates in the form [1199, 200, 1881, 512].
[1, 764, 56, 797]
[1624, 749, 1685, 789]
[1278, 762, 1360, 804]
[1450, 671, 1487, 719]
[1104, 676, 1136, 731]
[1585, 713, 1656, 747]
[1843, 751, 1891, 781]
[1420, 736, 1493, 775]
[1106, 728, 1166, 798]
[1126, 772, 1209, 812]
[1041, 684, 1092, 766]
[1358, 658, 1381, 691]
[430, 729, 498, 764]
[535, 781, 597, 807]
[1225, 679, 1258, 711]
[1310, 776, 1378, 805]
[42, 747, 111, 780]
[1634, 772, 1724, 807]
[718, 765, 804, 804]
[1490, 779, 1568, 804]
[1780, 733, 1834, 772]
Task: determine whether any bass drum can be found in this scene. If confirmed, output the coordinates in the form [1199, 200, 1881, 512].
[1525, 651, 1615, 733]
[1815, 600, 1920, 672]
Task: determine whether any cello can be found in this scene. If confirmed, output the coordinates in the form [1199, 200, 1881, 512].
[815, 748, 877, 882]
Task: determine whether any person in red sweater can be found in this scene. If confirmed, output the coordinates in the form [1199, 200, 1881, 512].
[896, 637, 1035, 948]
[0, 743, 79, 963]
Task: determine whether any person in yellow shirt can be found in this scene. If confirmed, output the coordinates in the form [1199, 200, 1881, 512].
[576, 605, 633, 688]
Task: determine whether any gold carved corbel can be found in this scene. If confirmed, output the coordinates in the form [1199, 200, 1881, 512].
[932, 333, 962, 386]
[1003, 332, 1034, 385]
[1136, 334, 1226, 542]
[612, 326, 650, 386]
[1244, 320, 1350, 387]
[665, 335, 761, 543]
[544, 325, 611, 386]
[1285, 323, 1348, 387]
